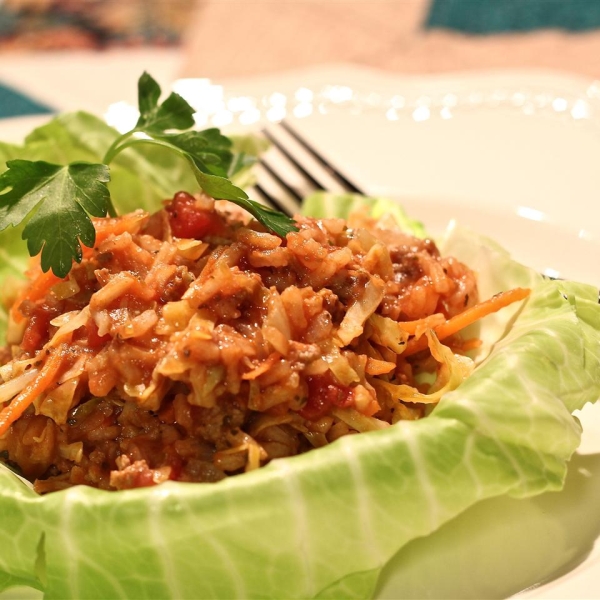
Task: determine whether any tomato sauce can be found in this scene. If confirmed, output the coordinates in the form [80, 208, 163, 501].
[21, 304, 60, 353]
[299, 372, 354, 421]
[166, 192, 224, 239]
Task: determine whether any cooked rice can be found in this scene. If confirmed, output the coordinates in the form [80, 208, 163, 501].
[0, 192, 478, 492]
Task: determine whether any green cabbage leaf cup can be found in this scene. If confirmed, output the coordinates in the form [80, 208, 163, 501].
[0, 191, 598, 599]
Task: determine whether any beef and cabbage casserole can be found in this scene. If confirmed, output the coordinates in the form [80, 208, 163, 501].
[0, 192, 486, 493]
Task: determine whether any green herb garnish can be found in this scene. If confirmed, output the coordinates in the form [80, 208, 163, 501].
[0, 72, 297, 278]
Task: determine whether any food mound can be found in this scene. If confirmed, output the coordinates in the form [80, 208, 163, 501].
[0, 192, 482, 493]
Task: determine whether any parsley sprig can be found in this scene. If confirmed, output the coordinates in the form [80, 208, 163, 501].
[0, 72, 297, 278]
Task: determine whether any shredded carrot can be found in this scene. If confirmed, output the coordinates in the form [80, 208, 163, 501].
[450, 338, 483, 353]
[83, 212, 149, 260]
[404, 287, 531, 356]
[396, 313, 446, 335]
[92, 212, 148, 243]
[10, 270, 64, 323]
[0, 346, 65, 437]
[242, 353, 281, 380]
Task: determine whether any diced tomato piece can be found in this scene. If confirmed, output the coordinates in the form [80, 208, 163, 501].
[299, 372, 354, 421]
[85, 320, 111, 349]
[21, 304, 59, 352]
[166, 192, 224, 239]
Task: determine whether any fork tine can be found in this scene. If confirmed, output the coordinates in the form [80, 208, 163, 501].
[251, 164, 303, 216]
[262, 128, 322, 194]
[278, 120, 364, 194]
[259, 158, 305, 204]
[263, 121, 363, 195]
[260, 144, 317, 203]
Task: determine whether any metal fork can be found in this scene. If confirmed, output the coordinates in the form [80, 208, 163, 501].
[250, 120, 364, 215]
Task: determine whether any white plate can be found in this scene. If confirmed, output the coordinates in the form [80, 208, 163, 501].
[1, 65, 599, 599]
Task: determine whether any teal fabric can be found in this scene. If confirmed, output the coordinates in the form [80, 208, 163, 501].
[425, 0, 600, 33]
[0, 82, 53, 119]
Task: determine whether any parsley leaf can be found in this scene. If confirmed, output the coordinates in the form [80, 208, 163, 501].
[154, 130, 235, 177]
[135, 72, 195, 133]
[0, 160, 110, 277]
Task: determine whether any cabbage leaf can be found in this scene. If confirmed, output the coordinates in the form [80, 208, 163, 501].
[0, 194, 599, 599]
[301, 190, 426, 238]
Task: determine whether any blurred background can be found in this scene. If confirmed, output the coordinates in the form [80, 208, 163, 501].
[1, 1, 600, 70]
[2, 0, 600, 121]
[0, 0, 192, 49]
[182, 0, 600, 78]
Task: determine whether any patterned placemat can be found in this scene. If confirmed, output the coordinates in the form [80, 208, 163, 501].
[0, 0, 194, 50]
